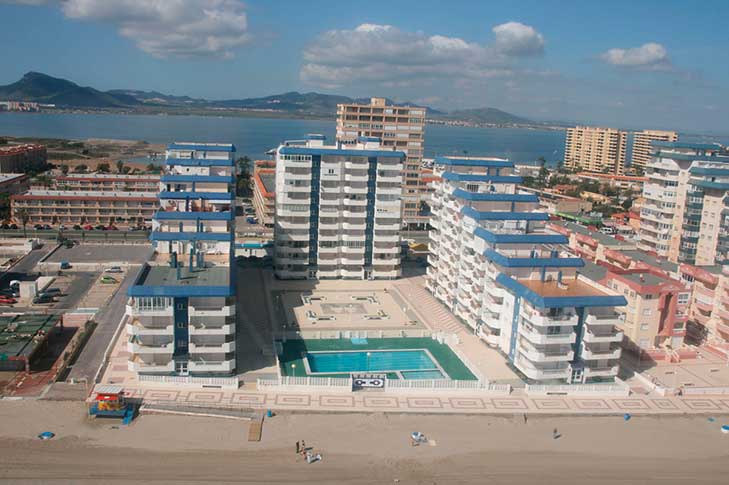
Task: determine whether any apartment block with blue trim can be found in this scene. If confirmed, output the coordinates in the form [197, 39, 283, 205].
[126, 142, 237, 377]
[427, 156, 627, 384]
[274, 135, 405, 279]
[638, 141, 729, 266]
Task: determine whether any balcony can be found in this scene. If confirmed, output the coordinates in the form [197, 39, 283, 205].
[582, 346, 621, 360]
[128, 358, 174, 373]
[586, 313, 623, 328]
[520, 309, 578, 327]
[189, 305, 235, 317]
[189, 341, 235, 353]
[582, 330, 623, 343]
[518, 345, 574, 363]
[584, 365, 619, 378]
[516, 361, 569, 381]
[189, 323, 235, 335]
[188, 359, 235, 373]
[520, 327, 577, 345]
[126, 321, 173, 336]
[127, 340, 174, 354]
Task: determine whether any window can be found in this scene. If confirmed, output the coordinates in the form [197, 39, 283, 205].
[677, 293, 690, 304]
[642, 309, 652, 316]
[176, 322, 185, 329]
[640, 324, 649, 330]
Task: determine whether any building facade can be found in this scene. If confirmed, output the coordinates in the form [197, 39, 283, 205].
[126, 142, 237, 378]
[274, 135, 404, 280]
[681, 264, 729, 345]
[564, 126, 628, 175]
[336, 97, 427, 230]
[48, 173, 160, 192]
[638, 141, 729, 265]
[427, 156, 627, 384]
[630, 130, 678, 172]
[0, 173, 29, 196]
[11, 190, 157, 227]
[0, 144, 47, 173]
[252, 161, 275, 228]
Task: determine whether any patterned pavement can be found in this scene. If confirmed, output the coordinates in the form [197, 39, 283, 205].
[121, 384, 729, 416]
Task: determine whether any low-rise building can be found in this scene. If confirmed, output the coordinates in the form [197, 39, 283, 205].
[0, 144, 47, 173]
[48, 173, 160, 192]
[0, 173, 30, 196]
[252, 161, 275, 227]
[547, 221, 637, 261]
[427, 156, 627, 384]
[587, 263, 689, 353]
[520, 186, 593, 214]
[10, 190, 157, 227]
[274, 135, 405, 280]
[573, 172, 646, 191]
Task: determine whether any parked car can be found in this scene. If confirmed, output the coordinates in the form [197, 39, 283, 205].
[33, 295, 54, 304]
[72, 224, 82, 230]
[59, 225, 66, 231]
[0, 297, 17, 305]
[95, 225, 107, 231]
[43, 288, 62, 295]
[83, 224, 94, 230]
[9, 223, 17, 230]
[0, 224, 9, 230]
[42, 224, 52, 230]
[34, 224, 43, 230]
[105, 266, 123, 273]
[0, 289, 19, 298]
[106, 225, 118, 231]
[100, 276, 118, 284]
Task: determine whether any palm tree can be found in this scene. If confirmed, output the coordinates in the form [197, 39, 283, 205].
[116, 160, 125, 174]
[18, 209, 29, 238]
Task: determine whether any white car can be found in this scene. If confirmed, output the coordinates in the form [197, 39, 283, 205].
[105, 266, 123, 273]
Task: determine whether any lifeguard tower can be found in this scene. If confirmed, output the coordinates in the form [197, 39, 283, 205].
[87, 385, 135, 425]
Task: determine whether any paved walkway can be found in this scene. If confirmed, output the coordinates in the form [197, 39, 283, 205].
[393, 277, 522, 383]
[116, 384, 729, 416]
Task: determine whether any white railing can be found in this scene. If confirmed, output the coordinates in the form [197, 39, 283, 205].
[682, 386, 729, 396]
[273, 329, 451, 341]
[525, 381, 630, 397]
[257, 376, 352, 391]
[139, 374, 239, 389]
[386, 379, 511, 394]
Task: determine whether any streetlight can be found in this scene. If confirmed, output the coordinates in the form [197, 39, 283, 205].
[366, 352, 371, 372]
[291, 363, 296, 376]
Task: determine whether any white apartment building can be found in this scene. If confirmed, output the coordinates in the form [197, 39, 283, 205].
[336, 97, 427, 230]
[638, 141, 729, 265]
[427, 156, 627, 384]
[274, 135, 405, 280]
[126, 142, 237, 378]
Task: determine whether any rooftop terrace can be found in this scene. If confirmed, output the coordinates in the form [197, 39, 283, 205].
[0, 314, 57, 359]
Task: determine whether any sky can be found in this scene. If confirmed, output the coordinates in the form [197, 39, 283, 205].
[0, 0, 728, 133]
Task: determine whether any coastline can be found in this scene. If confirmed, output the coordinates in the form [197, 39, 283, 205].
[1, 400, 728, 483]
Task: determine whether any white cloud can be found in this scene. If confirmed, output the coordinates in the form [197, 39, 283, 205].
[601, 42, 671, 70]
[300, 22, 544, 88]
[4, 0, 251, 59]
[492, 22, 544, 56]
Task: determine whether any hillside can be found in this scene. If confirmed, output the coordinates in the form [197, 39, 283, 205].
[0, 71, 526, 123]
[0, 72, 139, 108]
[444, 107, 532, 125]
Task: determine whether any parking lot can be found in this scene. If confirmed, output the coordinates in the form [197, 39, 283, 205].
[45, 244, 152, 265]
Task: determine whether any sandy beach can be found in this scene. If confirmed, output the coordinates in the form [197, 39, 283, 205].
[1, 401, 728, 484]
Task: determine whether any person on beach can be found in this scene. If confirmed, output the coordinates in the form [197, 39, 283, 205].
[553, 428, 560, 439]
[296, 441, 300, 454]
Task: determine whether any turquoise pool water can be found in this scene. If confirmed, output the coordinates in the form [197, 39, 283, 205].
[306, 350, 438, 374]
[401, 370, 445, 380]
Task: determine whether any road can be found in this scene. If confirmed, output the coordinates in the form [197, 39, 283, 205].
[0, 244, 54, 286]
[65, 265, 143, 382]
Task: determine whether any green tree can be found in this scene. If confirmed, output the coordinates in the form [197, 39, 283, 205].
[97, 162, 110, 173]
[236, 156, 253, 197]
[74, 164, 88, 173]
[146, 162, 160, 173]
[18, 209, 29, 238]
[116, 160, 125, 173]
[60, 164, 69, 175]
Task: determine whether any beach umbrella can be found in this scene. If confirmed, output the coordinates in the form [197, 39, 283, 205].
[37, 431, 55, 440]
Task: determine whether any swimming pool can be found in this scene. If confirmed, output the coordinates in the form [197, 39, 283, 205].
[306, 349, 440, 374]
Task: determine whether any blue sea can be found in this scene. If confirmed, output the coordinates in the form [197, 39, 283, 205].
[0, 112, 566, 166]
[1, 112, 726, 167]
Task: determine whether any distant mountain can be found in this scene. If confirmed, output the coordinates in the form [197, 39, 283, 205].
[0, 72, 140, 108]
[443, 107, 532, 125]
[0, 71, 526, 122]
